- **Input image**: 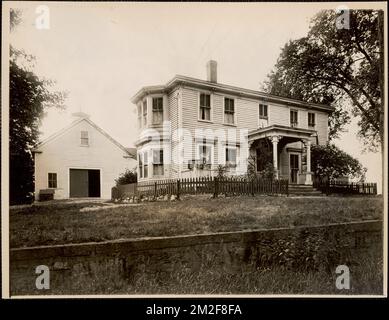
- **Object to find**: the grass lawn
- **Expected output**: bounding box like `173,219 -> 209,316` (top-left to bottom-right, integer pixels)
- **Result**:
10,195 -> 383,248
45,245 -> 382,295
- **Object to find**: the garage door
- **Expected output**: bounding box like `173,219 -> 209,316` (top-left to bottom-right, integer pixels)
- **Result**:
69,169 -> 101,198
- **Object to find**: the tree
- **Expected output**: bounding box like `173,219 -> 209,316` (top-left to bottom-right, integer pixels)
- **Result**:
263,10 -> 384,150
311,144 -> 365,181
9,9 -> 66,204
10,8 -> 22,31
115,169 -> 137,186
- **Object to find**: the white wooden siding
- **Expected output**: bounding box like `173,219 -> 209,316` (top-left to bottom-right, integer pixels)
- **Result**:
34,120 -> 136,199
315,111 -> 329,145
168,88 -> 180,179
137,84 -> 330,181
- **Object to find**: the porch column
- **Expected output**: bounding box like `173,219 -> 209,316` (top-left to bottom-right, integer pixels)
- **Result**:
305,139 -> 312,185
271,136 -> 280,179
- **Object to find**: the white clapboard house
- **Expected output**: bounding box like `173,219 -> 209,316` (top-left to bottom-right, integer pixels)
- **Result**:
131,60 -> 334,185
33,113 -> 136,200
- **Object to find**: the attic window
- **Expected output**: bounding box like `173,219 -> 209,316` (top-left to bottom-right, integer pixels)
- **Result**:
81,131 -> 89,146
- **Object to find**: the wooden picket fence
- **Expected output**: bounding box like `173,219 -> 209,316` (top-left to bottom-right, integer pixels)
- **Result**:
112,176 -> 289,200
313,179 -> 377,195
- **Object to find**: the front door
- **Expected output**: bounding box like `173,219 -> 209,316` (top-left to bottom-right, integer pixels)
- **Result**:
290,154 -> 299,184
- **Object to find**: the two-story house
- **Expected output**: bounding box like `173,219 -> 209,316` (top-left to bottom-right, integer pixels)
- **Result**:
131,61 -> 333,185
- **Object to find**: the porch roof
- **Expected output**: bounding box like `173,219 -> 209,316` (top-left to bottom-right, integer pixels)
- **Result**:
248,125 -> 316,142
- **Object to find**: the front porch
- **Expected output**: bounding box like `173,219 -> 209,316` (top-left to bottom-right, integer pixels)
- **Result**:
248,125 -> 316,185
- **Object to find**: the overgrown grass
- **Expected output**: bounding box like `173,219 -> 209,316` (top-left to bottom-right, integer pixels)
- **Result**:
15,245 -> 382,295
10,195 -> 383,248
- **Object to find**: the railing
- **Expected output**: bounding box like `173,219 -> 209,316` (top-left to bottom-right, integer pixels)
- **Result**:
112,176 -> 289,200
313,178 -> 377,195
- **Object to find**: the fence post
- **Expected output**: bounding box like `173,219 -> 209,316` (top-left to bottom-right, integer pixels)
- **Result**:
154,182 -> 157,199
177,179 -> 180,200
213,177 -> 219,198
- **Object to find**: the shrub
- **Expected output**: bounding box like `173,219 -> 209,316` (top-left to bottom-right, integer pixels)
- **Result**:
115,169 -> 137,186
246,139 -> 276,181
311,144 -> 365,181
257,163 -> 276,180
216,165 -> 228,179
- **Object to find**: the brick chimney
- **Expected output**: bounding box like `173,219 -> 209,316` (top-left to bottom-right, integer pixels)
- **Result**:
206,60 -> 217,83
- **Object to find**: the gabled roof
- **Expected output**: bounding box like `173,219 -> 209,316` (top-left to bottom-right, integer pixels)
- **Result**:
34,117 -> 136,158
131,75 -> 334,113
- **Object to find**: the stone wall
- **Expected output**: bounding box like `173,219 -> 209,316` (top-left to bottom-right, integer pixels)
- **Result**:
10,220 -> 382,295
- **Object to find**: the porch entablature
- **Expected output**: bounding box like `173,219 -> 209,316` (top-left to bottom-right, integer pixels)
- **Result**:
248,125 -> 316,144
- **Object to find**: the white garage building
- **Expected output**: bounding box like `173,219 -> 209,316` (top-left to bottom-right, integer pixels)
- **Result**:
34,114 -> 136,200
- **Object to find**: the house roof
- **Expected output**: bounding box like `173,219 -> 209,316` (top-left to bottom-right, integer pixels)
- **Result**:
125,147 -> 137,158
33,116 -> 136,158
131,75 -> 334,113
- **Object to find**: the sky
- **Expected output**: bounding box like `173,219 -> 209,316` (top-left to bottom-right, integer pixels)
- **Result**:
8,2 -> 384,191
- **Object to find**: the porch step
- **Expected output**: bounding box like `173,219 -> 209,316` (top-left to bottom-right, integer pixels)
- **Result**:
289,192 -> 323,196
288,185 -> 323,196
289,185 -> 316,189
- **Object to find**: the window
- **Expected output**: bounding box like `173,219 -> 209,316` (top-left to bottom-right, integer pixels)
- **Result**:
152,97 -> 163,125
48,173 -> 57,188
142,99 -> 148,127
137,104 -> 142,129
308,112 -> 315,127
225,147 -> 237,167
81,131 -> 89,146
259,104 -> 268,119
224,98 -> 235,125
143,152 -> 148,178
138,154 -> 143,178
153,149 -> 164,176
199,93 -> 211,121
138,152 -> 148,178
290,110 -> 298,127
198,144 -> 212,168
